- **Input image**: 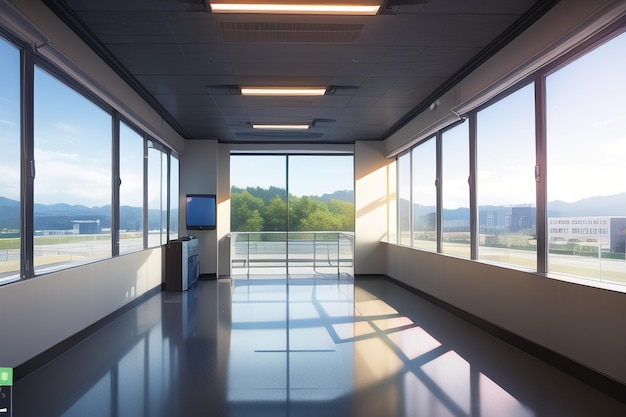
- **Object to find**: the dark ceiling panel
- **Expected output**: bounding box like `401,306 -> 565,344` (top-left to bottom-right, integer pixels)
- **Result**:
46,0 -> 558,144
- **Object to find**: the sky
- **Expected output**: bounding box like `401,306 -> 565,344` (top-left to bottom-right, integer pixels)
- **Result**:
0,32 -> 624,209
230,155 -> 354,197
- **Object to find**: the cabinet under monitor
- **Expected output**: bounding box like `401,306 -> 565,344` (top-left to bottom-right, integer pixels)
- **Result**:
165,236 -> 199,291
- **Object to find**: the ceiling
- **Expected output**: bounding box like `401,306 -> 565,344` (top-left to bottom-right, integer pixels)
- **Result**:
44,0 -> 556,144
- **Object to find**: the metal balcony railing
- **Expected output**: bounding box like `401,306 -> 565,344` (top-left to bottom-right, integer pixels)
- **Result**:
230,231 -> 354,276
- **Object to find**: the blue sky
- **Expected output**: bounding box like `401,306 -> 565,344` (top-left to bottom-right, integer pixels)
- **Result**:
230,155 -> 354,197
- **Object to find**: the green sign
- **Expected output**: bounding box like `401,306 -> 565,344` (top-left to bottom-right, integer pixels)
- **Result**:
0,367 -> 13,386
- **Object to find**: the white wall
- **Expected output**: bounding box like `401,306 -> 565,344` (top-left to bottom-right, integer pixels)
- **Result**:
180,140 -> 219,275
385,244 -> 626,384
354,141 -> 395,275
0,249 -> 163,367
217,144 -> 231,278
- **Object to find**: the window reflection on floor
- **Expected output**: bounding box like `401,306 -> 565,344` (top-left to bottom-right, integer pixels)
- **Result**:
226,278 -> 535,417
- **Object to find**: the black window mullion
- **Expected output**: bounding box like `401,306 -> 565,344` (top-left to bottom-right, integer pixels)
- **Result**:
468,113 -> 478,260
535,76 -> 548,274
166,151 -> 171,242
435,132 -> 443,253
20,46 -> 34,279
112,113 -> 121,256
143,137 -> 149,250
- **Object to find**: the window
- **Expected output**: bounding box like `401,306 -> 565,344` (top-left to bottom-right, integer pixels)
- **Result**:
147,140 -> 167,248
441,123 -> 470,258
476,83 -> 536,270
0,31 -> 179,284
397,152 -> 411,246
546,32 -> 626,285
33,66 -> 112,274
412,137 -> 437,252
119,121 -> 144,254
230,154 -> 354,276
0,37 -> 20,283
169,155 -> 179,241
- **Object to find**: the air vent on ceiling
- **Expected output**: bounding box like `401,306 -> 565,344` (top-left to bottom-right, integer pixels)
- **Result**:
219,22 -> 364,43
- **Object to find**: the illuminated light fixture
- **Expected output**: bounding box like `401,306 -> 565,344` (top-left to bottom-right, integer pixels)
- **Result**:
241,87 -> 327,96
209,2 -> 381,15
252,123 -> 310,130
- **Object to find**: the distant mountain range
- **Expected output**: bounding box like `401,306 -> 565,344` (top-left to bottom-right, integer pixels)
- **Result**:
0,196 -> 175,232
1,191 -> 623,233
401,192 -> 626,220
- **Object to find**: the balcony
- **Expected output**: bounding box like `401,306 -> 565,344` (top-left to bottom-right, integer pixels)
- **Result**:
230,231 -> 354,277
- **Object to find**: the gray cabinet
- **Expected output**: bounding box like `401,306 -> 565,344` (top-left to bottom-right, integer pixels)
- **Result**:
165,236 -> 199,291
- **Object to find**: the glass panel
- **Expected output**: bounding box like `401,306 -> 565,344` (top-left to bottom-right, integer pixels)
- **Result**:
0,38 -> 20,283
477,84 -> 536,270
546,32 -> 626,286
397,153 -> 411,246
147,142 -> 164,248
230,155 -> 287,276
387,159 -> 397,244
33,67 -> 112,274
119,122 -> 144,254
169,156 -> 179,240
161,152 -> 168,240
442,122 -> 470,258
288,155 -> 354,276
412,138 -> 437,252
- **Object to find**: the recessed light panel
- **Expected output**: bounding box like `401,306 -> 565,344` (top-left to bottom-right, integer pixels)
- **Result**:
241,87 -> 327,96
209,1 -> 381,15
252,124 -> 310,130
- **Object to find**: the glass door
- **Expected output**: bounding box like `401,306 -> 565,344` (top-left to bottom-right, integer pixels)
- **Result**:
288,155 -> 354,277
230,155 -> 287,276
230,154 -> 354,277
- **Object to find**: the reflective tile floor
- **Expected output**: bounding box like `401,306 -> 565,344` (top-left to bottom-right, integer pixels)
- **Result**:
12,276 -> 626,417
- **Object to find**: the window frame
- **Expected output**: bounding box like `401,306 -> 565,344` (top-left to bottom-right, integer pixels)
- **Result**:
395,19 -> 626,290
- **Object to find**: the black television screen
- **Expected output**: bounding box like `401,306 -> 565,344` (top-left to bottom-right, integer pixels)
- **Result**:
186,194 -> 216,230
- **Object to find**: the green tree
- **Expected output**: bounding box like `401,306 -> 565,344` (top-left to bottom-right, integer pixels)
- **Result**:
289,196 -> 325,231
327,199 -> 354,231
231,190 -> 265,231
231,187 -> 355,233
300,208 -> 343,231
264,196 -> 287,231
239,209 -> 264,232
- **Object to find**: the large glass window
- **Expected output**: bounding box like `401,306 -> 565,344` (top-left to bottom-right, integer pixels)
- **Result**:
169,155 -> 179,241
33,66 -> 112,274
441,122 -> 470,258
230,154 -> 354,276
231,155 -> 288,276
397,152 -> 411,246
546,32 -> 626,285
119,121 -> 144,254
0,35 -> 178,284
0,37 -> 20,283
147,140 -> 167,248
412,137 -> 437,252
476,83 -> 536,270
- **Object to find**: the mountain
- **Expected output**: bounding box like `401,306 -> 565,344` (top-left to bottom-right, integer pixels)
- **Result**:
316,190 -> 354,203
547,193 -> 626,217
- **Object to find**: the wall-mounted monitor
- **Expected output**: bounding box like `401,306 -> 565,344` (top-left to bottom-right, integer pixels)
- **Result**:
186,194 -> 216,230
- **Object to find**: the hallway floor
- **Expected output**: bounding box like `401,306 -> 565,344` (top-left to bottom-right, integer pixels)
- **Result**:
12,276 -> 626,416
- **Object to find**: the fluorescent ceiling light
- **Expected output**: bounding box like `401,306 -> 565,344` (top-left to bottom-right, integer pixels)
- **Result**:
210,3 -> 381,15
241,87 -> 327,96
252,124 -> 310,130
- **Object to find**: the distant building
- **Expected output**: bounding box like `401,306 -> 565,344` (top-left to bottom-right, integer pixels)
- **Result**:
548,216 -> 626,254
511,206 -> 536,232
